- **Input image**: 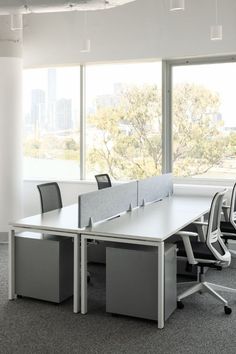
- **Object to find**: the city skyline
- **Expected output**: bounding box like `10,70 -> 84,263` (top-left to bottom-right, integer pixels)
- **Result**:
23,64 -> 236,180
24,63 -> 236,132
25,68 -> 76,134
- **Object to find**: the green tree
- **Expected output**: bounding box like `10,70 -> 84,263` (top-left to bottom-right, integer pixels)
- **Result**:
88,85 -> 162,180
64,138 -> 78,151
88,83 -> 228,180
24,135 -> 80,161
173,84 -> 227,177
227,132 -> 236,156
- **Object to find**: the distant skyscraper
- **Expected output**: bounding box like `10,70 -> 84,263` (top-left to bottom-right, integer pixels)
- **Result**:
95,94 -> 117,109
31,89 -> 46,132
47,68 -> 57,130
95,82 -> 123,109
48,68 -> 57,101
55,98 -> 73,130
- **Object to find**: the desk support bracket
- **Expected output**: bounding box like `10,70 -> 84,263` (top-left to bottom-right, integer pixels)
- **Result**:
8,228 -> 15,300
73,233 -> 80,314
81,235 -> 87,314
158,241 -> 165,329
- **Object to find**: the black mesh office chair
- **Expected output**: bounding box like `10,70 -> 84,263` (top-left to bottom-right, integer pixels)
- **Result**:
37,182 -> 91,282
37,182 -> 62,213
220,183 -> 236,253
176,189 -> 236,314
95,174 -> 112,190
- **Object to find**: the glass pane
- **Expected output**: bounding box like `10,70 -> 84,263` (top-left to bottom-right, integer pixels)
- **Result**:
86,62 -> 162,181
172,62 -> 236,179
23,67 -> 80,180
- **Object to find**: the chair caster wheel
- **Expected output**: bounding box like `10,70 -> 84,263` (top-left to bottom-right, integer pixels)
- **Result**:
177,301 -> 184,309
17,295 -> 23,298
224,306 -> 232,315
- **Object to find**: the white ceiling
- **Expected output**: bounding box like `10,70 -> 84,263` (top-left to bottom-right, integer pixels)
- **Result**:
0,0 -> 137,14
21,0 -> 236,67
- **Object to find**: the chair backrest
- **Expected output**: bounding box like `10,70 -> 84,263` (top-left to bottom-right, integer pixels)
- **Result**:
37,182 -> 62,213
229,182 -> 236,228
206,189 -> 230,265
95,174 -> 112,190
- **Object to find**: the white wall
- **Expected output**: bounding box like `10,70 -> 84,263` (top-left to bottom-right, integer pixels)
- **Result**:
23,0 -> 236,67
0,18 -> 23,235
0,57 -> 23,232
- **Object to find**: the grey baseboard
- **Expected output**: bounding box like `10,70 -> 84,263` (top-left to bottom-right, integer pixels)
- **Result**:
0,232 -> 8,243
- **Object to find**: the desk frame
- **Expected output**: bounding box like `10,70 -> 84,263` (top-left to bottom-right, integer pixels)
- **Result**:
8,195 -> 213,329
9,227 -> 80,314
81,234 -> 165,329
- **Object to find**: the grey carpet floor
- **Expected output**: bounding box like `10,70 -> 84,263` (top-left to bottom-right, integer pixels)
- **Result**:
1,244 -> 236,354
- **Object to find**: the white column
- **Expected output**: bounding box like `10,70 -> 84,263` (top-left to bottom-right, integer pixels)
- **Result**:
0,18 -> 23,236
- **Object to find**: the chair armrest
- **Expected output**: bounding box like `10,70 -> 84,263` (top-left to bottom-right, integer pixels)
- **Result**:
191,221 -> 207,242
192,221 -> 208,226
222,205 -> 230,222
176,231 -> 198,265
177,231 -> 199,238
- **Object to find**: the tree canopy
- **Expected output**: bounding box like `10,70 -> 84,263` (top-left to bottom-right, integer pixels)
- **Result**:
24,83 -> 235,180
87,83 -> 227,179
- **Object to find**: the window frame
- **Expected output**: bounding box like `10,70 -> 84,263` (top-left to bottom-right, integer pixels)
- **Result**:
84,60 -> 163,181
23,56 -> 236,185
164,55 -> 236,184
23,59 -> 162,182
23,65 -> 82,181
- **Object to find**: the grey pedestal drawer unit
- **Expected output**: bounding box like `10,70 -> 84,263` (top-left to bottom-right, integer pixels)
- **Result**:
106,243 -> 176,321
15,233 -> 73,303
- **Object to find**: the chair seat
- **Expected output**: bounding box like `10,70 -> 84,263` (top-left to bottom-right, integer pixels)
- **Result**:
177,241 -> 217,260
220,221 -> 236,239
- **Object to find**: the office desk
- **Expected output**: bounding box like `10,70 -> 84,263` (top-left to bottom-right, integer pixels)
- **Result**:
80,195 -> 213,329
9,195 -> 212,327
9,204 -> 81,313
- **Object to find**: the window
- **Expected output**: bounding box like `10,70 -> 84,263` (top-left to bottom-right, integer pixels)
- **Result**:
172,61 -> 236,179
85,62 -> 162,180
23,58 -> 236,183
23,67 -> 80,180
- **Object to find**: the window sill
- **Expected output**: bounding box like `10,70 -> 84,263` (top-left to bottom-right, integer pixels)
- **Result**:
173,177 -> 235,187
23,176 -> 235,188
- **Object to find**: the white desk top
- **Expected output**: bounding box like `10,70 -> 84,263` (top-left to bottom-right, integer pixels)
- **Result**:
84,195 -> 212,242
10,204 -> 79,234
10,195 -> 212,242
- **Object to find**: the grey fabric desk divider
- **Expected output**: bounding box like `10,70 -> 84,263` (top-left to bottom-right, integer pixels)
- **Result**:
138,173 -> 173,206
78,181 -> 138,228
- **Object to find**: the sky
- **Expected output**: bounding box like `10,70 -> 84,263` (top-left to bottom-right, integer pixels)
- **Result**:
173,63 -> 236,127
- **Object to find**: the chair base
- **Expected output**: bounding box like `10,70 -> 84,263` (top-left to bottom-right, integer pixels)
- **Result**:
177,281 -> 236,308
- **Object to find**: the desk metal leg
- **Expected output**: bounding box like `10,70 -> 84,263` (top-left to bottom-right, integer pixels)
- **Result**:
81,235 -> 87,314
158,242 -> 165,329
73,234 -> 80,313
8,228 -> 15,300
